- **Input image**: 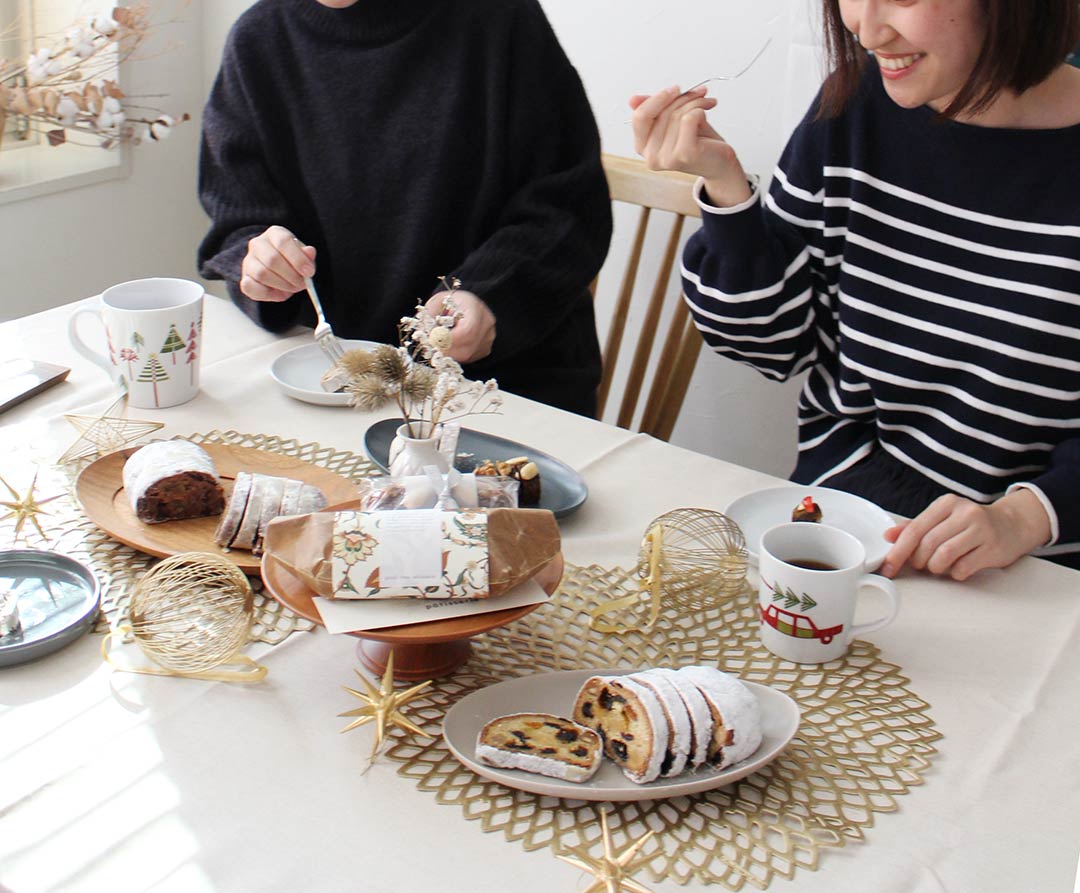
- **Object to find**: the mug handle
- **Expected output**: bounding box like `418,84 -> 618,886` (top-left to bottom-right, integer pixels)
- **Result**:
68,306 -> 114,378
850,574 -> 901,636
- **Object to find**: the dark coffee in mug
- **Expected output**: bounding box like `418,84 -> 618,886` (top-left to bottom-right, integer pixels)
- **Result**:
785,558 -> 838,571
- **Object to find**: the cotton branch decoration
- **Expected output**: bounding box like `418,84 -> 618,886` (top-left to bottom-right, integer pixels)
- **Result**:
0,2 -> 189,150
331,276 -> 502,438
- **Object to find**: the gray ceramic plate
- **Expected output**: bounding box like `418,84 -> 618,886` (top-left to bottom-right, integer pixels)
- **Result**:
0,550 -> 100,667
442,668 -> 800,801
363,418 -> 588,519
270,339 -> 381,406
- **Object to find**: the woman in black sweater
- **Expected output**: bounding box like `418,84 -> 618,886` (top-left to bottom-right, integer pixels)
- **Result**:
198,0 -> 612,416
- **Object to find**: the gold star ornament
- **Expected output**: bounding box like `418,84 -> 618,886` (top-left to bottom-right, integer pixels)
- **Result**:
58,394 -> 164,465
557,808 -> 657,893
0,469 -> 63,542
338,651 -> 434,760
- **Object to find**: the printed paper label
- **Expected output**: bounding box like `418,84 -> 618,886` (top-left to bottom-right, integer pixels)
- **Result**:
332,510 -> 490,599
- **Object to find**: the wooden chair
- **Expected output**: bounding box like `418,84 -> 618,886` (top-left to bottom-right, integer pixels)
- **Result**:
594,153 -> 704,441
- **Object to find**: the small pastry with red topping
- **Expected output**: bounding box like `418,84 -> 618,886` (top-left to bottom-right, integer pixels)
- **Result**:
791,495 -> 823,523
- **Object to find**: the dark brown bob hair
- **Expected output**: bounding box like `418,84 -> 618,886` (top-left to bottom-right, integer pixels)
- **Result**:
820,0 -> 1080,118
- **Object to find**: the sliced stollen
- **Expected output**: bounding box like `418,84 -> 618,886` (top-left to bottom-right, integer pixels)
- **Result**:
629,669 -> 693,778
215,472 -> 328,555
475,713 -> 602,783
572,675 -> 671,784
678,666 -> 763,770
650,667 -> 714,770
214,471 -> 254,547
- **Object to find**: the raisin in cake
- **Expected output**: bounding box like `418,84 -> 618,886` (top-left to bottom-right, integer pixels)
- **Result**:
475,713 -> 601,783
572,675 -> 670,783
214,471 -> 327,556
123,441 -> 225,524
678,666 -> 763,770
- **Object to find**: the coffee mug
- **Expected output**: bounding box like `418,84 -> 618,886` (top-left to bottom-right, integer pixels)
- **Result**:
69,278 -> 204,409
757,523 -> 900,663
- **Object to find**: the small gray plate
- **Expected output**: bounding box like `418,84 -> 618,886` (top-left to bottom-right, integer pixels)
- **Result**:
363,418 -> 588,519
0,550 -> 101,667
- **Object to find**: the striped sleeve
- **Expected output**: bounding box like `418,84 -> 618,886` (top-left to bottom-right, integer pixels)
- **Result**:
680,104 -> 832,382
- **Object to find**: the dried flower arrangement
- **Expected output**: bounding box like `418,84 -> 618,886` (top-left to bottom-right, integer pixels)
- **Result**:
331,277 -> 502,439
0,2 -> 189,150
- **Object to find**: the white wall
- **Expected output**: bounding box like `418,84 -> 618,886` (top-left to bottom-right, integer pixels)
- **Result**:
5,0 -> 829,479
544,0 -> 823,476
0,1 -> 206,319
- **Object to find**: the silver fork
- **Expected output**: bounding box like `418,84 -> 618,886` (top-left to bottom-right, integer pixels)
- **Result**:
303,275 -> 345,364
679,37 -> 773,97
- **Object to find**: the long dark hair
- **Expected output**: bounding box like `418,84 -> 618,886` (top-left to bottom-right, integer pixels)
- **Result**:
819,0 -> 1080,118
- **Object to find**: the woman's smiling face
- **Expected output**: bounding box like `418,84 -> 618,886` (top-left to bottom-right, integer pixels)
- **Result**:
838,0 -> 988,113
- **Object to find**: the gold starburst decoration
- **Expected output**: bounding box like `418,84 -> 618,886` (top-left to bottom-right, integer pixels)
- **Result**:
0,469 -> 63,541
58,394 -> 165,465
338,651 -> 434,761
558,809 -> 657,893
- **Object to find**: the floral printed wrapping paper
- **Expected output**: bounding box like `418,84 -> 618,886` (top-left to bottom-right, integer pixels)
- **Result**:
332,510 -> 491,599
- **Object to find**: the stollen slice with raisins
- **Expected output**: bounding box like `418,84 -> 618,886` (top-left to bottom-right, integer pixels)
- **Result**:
677,666 -> 763,770
572,675 -> 670,784
475,713 -> 601,782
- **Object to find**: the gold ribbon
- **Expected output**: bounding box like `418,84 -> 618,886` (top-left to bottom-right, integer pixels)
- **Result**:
588,523 -> 664,634
101,624 -> 268,683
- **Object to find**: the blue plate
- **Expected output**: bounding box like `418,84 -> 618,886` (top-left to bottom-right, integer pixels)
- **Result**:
363,418 -> 588,519
0,550 -> 100,667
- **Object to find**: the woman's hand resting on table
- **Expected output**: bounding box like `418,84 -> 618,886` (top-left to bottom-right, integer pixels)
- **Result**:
240,225 -> 316,302
629,86 -> 753,208
880,489 -> 1052,581
423,289 -> 496,364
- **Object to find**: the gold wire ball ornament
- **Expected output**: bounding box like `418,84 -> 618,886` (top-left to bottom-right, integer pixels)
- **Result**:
102,552 -> 267,682
589,508 -> 749,634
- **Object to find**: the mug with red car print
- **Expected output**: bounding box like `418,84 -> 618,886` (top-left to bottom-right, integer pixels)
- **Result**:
757,523 -> 900,663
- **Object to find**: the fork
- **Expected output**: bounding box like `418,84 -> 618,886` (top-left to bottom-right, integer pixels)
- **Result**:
679,37 -> 773,97
303,275 -> 345,364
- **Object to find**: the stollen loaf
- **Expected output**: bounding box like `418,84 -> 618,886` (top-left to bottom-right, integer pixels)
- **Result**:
261,507 -> 563,600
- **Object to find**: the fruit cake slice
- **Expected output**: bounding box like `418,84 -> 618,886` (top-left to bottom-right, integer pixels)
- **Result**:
677,666 -> 763,770
629,669 -> 694,778
572,675 -> 670,784
475,713 -> 601,783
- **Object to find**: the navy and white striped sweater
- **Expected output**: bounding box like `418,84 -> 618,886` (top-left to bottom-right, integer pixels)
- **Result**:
681,67 -> 1080,562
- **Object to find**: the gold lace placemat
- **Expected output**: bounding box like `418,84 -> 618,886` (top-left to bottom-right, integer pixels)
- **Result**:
383,563 -> 940,890
1,429 -> 377,644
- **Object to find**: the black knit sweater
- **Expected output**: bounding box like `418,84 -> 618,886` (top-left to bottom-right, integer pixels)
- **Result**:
197,0 -> 612,415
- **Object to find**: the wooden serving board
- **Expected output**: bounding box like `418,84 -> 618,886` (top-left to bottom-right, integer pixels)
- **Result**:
75,442 -> 361,574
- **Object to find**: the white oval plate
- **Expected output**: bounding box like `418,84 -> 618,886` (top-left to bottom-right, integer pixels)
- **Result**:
443,668 -> 800,802
270,339 -> 382,406
724,485 -> 896,571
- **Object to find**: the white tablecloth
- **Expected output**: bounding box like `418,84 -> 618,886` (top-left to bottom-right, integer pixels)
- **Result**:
2,295 -> 1078,893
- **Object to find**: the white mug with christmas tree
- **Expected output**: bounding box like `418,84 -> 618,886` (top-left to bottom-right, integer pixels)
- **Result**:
757,522 -> 901,664
69,278 -> 205,409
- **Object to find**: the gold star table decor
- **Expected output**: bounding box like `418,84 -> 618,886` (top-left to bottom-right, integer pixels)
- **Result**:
0,469 -> 63,542
58,394 -> 165,465
338,651 -> 434,761
557,808 -> 657,893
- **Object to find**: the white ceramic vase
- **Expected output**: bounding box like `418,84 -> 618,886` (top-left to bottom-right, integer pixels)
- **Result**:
387,422 -> 450,477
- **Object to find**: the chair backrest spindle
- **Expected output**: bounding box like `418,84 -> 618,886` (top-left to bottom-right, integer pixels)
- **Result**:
595,153 -> 704,441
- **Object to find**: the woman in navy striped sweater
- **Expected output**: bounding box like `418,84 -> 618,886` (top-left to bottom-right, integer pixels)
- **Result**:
631,0 -> 1080,578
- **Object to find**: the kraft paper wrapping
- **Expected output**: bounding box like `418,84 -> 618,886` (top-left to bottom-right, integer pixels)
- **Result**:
262,508 -> 564,600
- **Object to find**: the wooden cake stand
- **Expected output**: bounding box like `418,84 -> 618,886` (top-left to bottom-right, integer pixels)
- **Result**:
260,553 -> 546,680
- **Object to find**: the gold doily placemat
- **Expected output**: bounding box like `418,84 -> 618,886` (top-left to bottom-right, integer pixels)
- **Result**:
1,429 -> 377,644
383,563 -> 940,890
